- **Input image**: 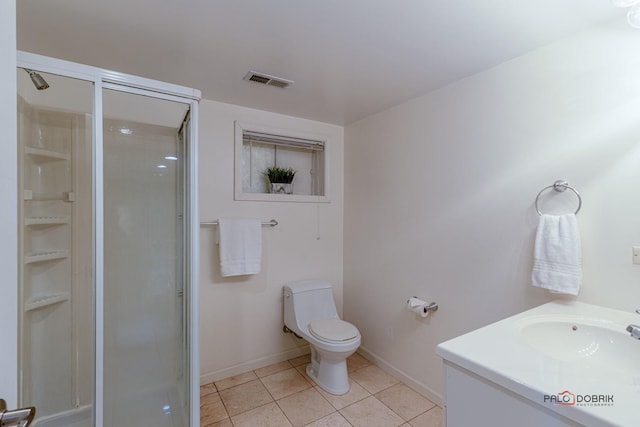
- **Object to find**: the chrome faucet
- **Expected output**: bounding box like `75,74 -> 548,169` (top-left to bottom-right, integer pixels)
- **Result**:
626,324 -> 640,339
627,309 -> 640,339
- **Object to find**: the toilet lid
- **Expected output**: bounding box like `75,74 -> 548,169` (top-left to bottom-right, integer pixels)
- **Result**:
309,318 -> 359,343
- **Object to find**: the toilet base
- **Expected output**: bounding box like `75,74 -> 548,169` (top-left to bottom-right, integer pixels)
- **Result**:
306,346 -> 351,395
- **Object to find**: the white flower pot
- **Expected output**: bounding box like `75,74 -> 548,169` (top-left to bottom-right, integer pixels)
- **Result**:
270,182 -> 293,194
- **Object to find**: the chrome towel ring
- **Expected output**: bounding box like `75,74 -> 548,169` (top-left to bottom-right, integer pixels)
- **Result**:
535,180 -> 582,216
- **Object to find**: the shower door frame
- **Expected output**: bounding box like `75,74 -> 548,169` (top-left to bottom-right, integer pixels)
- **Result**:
17,51 -> 201,427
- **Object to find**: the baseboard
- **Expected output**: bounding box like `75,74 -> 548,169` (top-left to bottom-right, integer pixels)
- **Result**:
357,345 -> 443,406
200,345 -> 310,385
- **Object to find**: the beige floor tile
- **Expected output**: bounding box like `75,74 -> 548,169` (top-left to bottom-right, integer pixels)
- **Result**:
409,406 -> 442,427
201,357 -> 442,426
350,365 -> 399,394
219,379 -> 273,417
255,360 -> 293,378
375,383 -> 436,421
340,396 -> 405,427
347,352 -> 371,372
277,387 -> 335,427
208,419 -> 233,427
200,382 -> 217,397
315,380 -> 370,410
289,354 -> 311,367
231,402 -> 293,427
261,367 -> 311,400
304,411 -> 351,427
215,371 -> 258,391
295,364 -> 315,385
200,392 -> 229,426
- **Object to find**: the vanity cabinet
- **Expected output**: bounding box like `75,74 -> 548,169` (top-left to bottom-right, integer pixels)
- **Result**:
443,362 -> 580,427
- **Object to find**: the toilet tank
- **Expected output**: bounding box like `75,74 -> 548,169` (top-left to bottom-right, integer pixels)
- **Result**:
283,280 -> 339,331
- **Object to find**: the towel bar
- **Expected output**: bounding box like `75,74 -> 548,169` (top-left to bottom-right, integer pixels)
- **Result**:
200,219 -> 278,227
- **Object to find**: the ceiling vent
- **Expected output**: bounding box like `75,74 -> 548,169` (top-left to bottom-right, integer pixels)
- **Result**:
243,71 -> 294,89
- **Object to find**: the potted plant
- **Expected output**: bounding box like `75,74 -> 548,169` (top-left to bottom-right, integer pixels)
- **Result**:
264,166 -> 297,194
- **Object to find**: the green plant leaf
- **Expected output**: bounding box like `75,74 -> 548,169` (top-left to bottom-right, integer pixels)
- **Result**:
263,166 -> 297,183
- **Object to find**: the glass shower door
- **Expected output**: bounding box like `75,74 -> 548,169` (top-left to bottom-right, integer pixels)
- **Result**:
102,88 -> 190,427
17,69 -> 94,427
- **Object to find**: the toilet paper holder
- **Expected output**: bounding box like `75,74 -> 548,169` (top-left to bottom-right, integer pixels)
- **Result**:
408,296 -> 438,314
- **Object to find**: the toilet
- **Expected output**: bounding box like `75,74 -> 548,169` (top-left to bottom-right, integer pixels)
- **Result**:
283,280 -> 361,395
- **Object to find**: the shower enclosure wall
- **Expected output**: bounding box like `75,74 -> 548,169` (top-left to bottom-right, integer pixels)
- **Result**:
16,52 -> 200,427
18,73 -> 93,426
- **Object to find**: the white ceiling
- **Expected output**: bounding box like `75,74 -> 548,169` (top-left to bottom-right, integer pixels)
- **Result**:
17,0 -> 621,125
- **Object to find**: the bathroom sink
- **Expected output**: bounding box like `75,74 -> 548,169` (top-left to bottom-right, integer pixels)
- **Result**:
438,301 -> 640,427
517,315 -> 640,375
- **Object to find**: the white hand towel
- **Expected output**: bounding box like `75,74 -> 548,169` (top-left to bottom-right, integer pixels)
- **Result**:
531,214 -> 582,296
218,218 -> 262,277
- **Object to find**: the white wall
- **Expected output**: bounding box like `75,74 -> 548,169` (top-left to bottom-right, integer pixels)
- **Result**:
344,20 -> 640,403
0,0 -> 18,405
198,100 -> 344,384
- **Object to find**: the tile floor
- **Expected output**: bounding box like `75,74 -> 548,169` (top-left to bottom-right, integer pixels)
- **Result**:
201,352 -> 442,427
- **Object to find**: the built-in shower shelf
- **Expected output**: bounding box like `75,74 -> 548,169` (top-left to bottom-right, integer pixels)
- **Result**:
25,250 -> 70,264
24,146 -> 70,161
23,190 -> 75,202
25,216 -> 70,226
24,293 -> 70,312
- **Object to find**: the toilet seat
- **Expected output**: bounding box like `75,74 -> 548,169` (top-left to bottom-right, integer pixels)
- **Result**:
309,318 -> 359,343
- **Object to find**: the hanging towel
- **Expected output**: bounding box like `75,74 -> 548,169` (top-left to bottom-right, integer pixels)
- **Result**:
218,218 -> 262,277
531,214 -> 582,296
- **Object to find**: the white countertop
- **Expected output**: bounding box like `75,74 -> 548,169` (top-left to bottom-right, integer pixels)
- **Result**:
436,300 -> 640,427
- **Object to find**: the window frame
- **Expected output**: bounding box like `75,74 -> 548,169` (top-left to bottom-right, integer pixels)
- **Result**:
234,121 -> 331,203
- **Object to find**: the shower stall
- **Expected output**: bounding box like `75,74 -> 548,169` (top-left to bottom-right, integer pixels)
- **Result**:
16,52 -> 200,427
